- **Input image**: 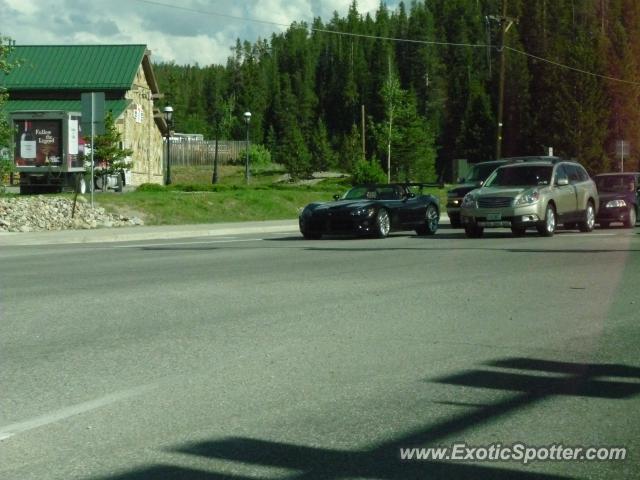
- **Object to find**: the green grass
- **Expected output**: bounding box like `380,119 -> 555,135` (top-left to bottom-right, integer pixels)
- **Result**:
95,189 -> 337,225
171,164 -> 288,186
2,166 -> 449,225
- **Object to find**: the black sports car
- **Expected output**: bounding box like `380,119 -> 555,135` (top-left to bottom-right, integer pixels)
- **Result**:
299,183 -> 440,239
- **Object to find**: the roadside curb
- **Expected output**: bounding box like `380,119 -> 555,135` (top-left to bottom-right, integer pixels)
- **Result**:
0,214 -> 451,246
0,220 -> 300,246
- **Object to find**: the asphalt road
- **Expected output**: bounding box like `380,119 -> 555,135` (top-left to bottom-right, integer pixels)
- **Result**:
1,225 -> 639,480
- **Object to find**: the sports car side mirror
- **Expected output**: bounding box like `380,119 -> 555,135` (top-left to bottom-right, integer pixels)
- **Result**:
333,194 -> 340,201
556,178 -> 569,186
457,177 -> 465,183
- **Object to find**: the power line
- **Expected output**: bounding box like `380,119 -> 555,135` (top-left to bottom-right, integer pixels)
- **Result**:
505,46 -> 640,86
310,27 -> 489,50
132,0 -> 640,87
134,0 -> 290,29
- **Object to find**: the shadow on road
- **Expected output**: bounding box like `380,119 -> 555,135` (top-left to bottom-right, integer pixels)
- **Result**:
88,358 -> 640,480
135,241 -> 640,253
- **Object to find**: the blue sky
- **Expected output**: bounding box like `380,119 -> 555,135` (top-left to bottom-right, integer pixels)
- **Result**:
0,0 -> 396,65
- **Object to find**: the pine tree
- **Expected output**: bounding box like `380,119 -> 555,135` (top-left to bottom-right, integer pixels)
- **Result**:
0,35 -> 18,151
456,80 -> 496,163
0,35 -> 18,184
309,118 -> 336,171
393,91 -> 437,182
339,124 -> 365,172
91,111 -> 133,187
600,0 -> 640,171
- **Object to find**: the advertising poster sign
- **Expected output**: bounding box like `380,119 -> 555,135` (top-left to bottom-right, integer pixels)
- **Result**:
15,120 -> 62,167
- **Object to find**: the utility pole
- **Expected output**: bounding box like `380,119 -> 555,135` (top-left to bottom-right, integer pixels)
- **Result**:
361,104 -> 366,161
490,0 -> 516,160
211,119 -> 219,184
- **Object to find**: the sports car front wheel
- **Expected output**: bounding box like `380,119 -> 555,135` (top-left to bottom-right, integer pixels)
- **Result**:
416,204 -> 438,235
375,209 -> 391,238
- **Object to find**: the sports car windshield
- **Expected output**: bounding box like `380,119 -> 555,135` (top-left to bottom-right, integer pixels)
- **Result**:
595,175 -> 637,193
342,186 -> 401,200
485,165 -> 553,187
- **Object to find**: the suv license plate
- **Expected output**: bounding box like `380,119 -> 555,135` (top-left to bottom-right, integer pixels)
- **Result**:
486,213 -> 502,221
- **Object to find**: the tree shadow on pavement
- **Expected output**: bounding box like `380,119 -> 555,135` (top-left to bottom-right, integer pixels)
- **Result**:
90,358 -> 640,480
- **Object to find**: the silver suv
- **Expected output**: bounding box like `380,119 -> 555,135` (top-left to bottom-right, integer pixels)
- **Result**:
460,160 -> 598,237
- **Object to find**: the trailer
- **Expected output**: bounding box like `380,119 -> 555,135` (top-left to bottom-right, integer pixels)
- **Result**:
10,110 -> 92,194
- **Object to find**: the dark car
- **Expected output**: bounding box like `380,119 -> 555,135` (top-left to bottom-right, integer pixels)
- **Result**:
299,184 -> 440,239
594,173 -> 639,228
447,160 -> 508,228
446,156 -> 560,228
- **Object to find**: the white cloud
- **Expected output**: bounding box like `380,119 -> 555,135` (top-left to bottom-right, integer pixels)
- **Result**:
1,0 -> 397,65
254,0 -> 312,25
3,0 -> 38,15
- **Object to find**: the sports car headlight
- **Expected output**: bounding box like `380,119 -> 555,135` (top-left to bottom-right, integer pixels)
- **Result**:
515,189 -> 540,206
351,207 -> 375,217
605,199 -> 627,208
461,193 -> 477,208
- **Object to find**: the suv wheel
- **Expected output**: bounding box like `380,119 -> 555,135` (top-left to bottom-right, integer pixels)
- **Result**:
624,206 -> 637,228
578,201 -> 596,232
537,204 -> 556,237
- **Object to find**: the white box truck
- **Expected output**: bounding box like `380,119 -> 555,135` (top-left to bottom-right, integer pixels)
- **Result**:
11,110 -> 90,194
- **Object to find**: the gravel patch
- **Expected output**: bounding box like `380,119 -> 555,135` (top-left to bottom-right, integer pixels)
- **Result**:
0,196 -> 144,233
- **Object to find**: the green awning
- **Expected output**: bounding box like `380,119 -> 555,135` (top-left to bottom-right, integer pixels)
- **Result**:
1,99 -> 131,120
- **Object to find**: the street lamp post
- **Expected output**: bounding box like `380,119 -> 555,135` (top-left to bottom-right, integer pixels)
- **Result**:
212,117 -> 220,184
163,105 -> 173,185
244,111 -> 251,183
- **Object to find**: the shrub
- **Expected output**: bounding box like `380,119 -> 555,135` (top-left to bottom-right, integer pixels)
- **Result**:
168,183 -> 236,193
249,144 -> 272,168
0,158 -> 15,192
351,158 -> 387,185
136,183 -> 166,192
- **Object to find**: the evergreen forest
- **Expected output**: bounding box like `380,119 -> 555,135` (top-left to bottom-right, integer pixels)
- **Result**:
153,0 -> 640,180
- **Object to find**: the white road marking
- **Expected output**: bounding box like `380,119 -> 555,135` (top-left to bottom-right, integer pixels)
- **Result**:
0,384 -> 156,442
568,233 -> 617,237
112,237 -> 264,248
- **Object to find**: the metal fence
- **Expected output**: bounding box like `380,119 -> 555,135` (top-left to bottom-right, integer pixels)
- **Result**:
165,140 -> 248,167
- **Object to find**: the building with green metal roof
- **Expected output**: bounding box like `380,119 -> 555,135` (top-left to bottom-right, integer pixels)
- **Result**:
2,44 -> 167,186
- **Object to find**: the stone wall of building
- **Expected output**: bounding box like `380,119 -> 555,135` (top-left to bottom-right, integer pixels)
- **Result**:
119,64 -> 164,186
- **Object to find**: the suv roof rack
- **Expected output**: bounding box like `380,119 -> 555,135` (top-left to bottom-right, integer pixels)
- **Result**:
502,156 -> 563,164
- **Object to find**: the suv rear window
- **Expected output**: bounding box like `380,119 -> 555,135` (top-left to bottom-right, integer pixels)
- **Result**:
564,164 -> 590,183
465,163 -> 504,183
485,165 -> 553,187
